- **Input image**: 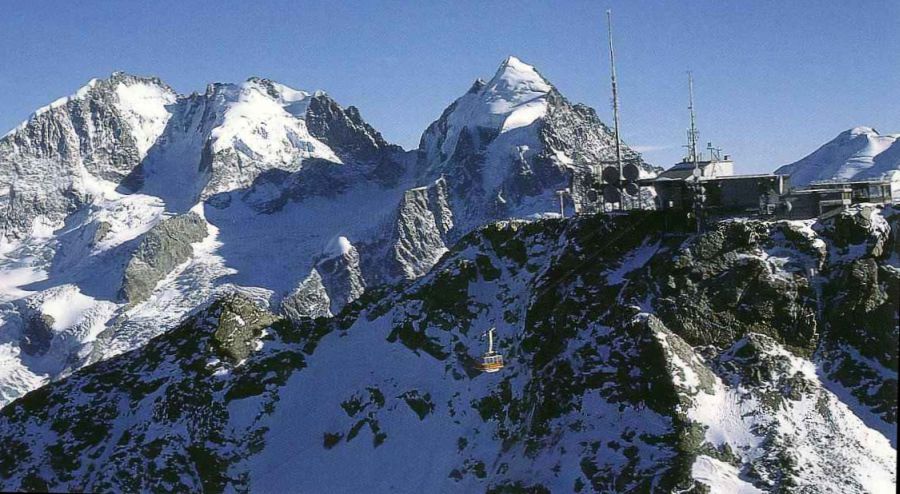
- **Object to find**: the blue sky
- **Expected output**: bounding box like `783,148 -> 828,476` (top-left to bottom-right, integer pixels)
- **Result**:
1,0 -> 897,173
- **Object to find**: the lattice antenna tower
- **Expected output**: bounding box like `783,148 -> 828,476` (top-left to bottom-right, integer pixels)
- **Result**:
607,10 -> 623,185
687,71 -> 700,169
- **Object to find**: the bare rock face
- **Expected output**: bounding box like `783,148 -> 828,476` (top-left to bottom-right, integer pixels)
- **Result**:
20,312 -> 55,357
0,73 -> 177,238
316,238 -> 366,315
387,177 -> 455,280
637,220 -> 820,354
304,94 -> 393,164
281,270 -> 332,321
119,212 -> 208,305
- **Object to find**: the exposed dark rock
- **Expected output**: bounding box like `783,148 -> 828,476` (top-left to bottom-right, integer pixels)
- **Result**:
209,295 -> 278,363
90,221 -> 112,246
119,212 -> 208,305
830,205 -> 890,257
281,270 -> 332,321
316,241 -> 366,315
645,221 -> 819,354
21,312 -> 55,357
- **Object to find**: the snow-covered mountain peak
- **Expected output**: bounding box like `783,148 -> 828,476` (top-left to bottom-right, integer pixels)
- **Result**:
106,73 -> 178,158
244,77 -> 313,114
416,56 -> 653,227
203,78 -> 337,162
421,56 -> 555,162
489,55 -> 552,95
775,126 -> 900,186
2,71 -> 177,152
483,56 -> 552,130
848,126 -> 877,137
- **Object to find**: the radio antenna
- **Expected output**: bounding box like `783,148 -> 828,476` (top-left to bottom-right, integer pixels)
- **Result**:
607,10 -> 623,208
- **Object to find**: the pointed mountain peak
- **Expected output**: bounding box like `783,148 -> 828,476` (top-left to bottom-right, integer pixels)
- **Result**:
488,56 -> 552,93
499,55 -> 533,72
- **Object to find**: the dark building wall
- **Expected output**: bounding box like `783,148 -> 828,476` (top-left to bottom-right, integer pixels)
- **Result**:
707,176 -> 787,211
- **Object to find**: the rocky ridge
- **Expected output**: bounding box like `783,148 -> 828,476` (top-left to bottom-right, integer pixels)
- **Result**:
0,206 -> 895,492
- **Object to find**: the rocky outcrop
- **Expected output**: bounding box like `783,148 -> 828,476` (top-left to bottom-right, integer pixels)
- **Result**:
19,312 -> 55,357
819,206 -> 899,425
119,212 -> 208,305
305,94 -> 392,163
830,205 -> 891,256
209,294 -> 278,363
635,220 -> 820,354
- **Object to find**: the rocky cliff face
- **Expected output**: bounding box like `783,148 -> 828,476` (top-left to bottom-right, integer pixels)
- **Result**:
0,207 -> 894,492
0,73 -> 176,238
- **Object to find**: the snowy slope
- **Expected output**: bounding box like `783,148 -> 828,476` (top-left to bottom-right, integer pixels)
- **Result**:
0,209 -> 895,493
775,127 -> 900,186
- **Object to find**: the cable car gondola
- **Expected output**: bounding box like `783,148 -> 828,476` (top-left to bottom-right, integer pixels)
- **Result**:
476,327 -> 504,373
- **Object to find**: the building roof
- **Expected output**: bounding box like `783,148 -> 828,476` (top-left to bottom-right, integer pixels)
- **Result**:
699,173 -> 784,181
648,173 -> 785,183
666,159 -> 731,171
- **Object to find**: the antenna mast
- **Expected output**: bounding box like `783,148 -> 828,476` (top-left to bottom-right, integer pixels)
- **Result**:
688,71 -> 699,168
607,10 -> 623,199
687,72 -> 703,233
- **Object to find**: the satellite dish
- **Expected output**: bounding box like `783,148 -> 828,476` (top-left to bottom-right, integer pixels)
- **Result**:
623,163 -> 640,181
586,189 -> 599,202
602,184 -> 621,203
602,167 -> 621,185
624,182 -> 640,196
691,167 -> 702,179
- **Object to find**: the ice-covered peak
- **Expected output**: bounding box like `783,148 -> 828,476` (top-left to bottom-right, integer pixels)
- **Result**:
324,235 -> 354,258
244,77 -> 312,114
2,72 -> 177,151
203,77 -> 339,164
483,56 -> 553,117
106,71 -> 173,91
490,56 -> 551,90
